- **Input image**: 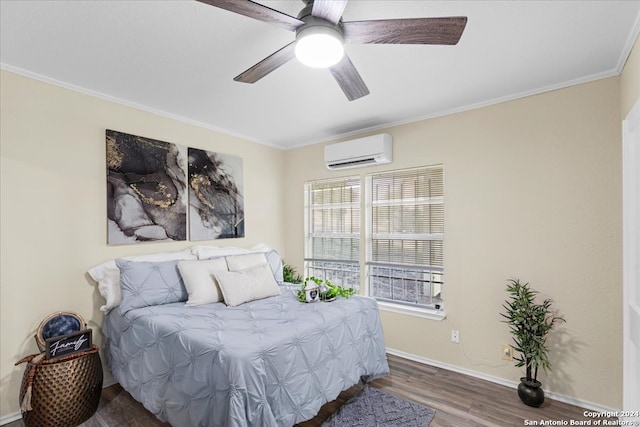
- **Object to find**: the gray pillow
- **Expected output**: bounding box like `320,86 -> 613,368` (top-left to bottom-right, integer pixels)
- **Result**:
116,259 -> 188,313
265,250 -> 284,283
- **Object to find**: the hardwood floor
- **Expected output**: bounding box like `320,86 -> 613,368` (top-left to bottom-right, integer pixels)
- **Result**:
6,354 -> 612,427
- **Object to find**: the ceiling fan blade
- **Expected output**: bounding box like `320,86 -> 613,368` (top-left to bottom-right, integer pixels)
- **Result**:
234,42 -> 296,83
197,0 -> 303,32
343,17 -> 467,45
311,0 -> 348,25
329,54 -> 370,101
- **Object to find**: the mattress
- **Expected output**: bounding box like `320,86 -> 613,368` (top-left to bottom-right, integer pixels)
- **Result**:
103,286 -> 389,427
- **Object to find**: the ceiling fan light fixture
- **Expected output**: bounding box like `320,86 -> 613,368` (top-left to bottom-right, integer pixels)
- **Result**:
295,24 -> 344,68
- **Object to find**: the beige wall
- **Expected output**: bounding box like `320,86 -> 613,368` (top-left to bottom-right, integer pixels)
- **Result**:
0,70 -> 285,418
2,29 -> 637,418
284,76 -> 623,408
621,34 -> 640,118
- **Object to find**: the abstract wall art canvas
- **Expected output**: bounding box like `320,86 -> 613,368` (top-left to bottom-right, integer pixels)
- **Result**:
188,147 -> 244,240
106,130 -> 187,244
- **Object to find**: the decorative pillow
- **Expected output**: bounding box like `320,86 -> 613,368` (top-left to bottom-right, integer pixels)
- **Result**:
116,259 -> 188,313
177,258 -> 228,306
88,249 -> 196,313
264,250 -> 284,283
225,252 -> 269,271
214,264 -> 281,307
226,251 -> 284,283
190,245 -> 252,259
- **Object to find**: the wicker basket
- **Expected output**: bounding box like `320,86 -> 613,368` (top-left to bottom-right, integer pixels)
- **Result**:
17,346 -> 103,427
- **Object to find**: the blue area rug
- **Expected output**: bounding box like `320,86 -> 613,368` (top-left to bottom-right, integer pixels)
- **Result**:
322,385 -> 436,427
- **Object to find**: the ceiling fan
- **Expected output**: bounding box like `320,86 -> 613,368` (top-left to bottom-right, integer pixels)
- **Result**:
197,0 -> 467,101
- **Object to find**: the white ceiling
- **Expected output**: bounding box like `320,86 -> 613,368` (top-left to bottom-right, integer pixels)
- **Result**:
2,1 -> 639,149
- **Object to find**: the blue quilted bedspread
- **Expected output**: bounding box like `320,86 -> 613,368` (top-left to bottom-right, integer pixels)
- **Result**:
103,287 -> 389,427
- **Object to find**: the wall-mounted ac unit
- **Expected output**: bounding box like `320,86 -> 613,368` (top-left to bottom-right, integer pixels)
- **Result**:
324,133 -> 392,170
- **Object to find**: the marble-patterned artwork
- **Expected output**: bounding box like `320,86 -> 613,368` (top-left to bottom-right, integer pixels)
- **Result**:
106,130 -> 187,244
188,147 -> 244,240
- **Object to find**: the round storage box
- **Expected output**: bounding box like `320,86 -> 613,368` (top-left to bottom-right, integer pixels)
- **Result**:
19,346 -> 103,427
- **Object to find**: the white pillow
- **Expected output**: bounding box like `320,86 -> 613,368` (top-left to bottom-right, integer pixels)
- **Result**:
88,249 -> 196,312
249,243 -> 271,252
177,259 -> 228,306
194,245 -> 284,282
190,245 -> 252,259
214,264 -> 281,307
249,246 -> 284,283
225,252 -> 269,271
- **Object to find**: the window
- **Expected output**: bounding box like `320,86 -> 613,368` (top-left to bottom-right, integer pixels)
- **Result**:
366,166 -> 444,311
304,177 -> 360,288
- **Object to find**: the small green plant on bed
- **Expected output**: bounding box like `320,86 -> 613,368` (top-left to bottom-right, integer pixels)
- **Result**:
296,277 -> 355,302
282,262 -> 303,284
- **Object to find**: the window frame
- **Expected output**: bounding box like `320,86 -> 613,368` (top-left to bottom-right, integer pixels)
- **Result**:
365,165 -> 446,321
303,176 -> 361,289
301,166 -> 446,321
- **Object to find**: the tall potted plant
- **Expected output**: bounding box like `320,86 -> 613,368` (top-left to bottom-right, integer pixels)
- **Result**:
501,279 -> 565,407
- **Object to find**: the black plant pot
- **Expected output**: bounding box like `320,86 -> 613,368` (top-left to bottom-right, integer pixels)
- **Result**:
518,378 -> 545,407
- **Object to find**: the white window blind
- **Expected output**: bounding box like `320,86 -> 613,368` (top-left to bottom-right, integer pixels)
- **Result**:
304,177 -> 360,288
367,166 -> 444,309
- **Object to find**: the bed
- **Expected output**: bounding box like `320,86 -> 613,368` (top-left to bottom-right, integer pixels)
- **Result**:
97,248 -> 389,427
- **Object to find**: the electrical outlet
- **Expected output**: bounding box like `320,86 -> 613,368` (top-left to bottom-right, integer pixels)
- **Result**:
451,330 -> 460,344
501,344 -> 513,360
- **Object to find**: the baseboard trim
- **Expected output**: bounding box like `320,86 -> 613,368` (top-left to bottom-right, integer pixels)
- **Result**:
0,378 -> 118,426
2,352 -> 619,426
386,347 -> 620,414
0,412 -> 22,426
102,377 -> 117,388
